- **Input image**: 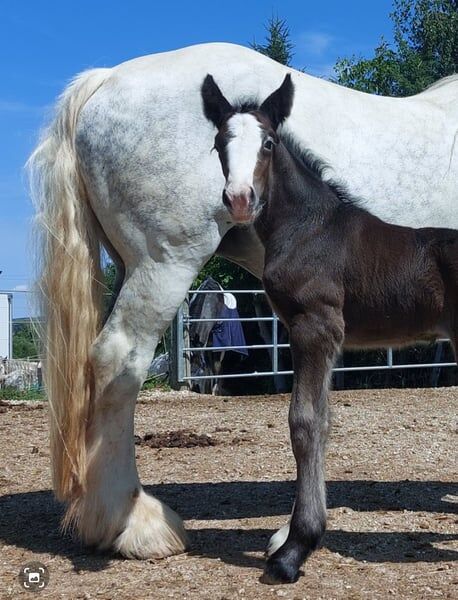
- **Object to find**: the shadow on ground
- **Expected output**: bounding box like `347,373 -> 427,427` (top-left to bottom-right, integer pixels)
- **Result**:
0,479 -> 456,572
146,479 -> 458,520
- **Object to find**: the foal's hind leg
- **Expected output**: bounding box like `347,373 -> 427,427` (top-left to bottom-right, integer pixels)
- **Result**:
450,329 -> 458,363
264,310 -> 344,583
67,260 -> 198,558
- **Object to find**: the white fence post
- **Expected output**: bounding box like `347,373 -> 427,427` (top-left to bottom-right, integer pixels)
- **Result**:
170,305 -> 188,390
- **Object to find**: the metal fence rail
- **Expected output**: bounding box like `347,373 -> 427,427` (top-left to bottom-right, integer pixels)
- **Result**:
171,288 -> 457,385
3,288 -> 456,389
0,358 -> 41,389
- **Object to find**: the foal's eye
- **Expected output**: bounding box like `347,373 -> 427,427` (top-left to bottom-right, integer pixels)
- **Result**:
263,139 -> 274,152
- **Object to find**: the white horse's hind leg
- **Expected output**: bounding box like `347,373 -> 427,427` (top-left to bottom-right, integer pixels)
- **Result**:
67,260 -> 197,558
114,489 -> 186,559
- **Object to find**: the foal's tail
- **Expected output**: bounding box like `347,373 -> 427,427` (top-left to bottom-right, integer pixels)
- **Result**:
27,68 -> 111,502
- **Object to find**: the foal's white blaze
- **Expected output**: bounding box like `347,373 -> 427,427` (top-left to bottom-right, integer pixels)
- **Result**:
224,113 -> 263,221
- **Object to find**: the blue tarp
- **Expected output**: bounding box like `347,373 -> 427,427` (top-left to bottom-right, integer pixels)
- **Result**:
211,305 -> 248,355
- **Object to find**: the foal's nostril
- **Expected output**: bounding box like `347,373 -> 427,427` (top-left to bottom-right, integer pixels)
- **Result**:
249,187 -> 256,205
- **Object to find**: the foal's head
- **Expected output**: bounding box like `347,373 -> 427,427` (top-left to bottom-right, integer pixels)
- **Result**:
201,73 -> 294,223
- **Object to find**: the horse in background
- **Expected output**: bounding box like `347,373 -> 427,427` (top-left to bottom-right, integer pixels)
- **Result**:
189,277 -> 226,394
189,277 -> 247,394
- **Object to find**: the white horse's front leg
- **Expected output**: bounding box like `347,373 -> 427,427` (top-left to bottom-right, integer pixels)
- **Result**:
66,261 -> 196,558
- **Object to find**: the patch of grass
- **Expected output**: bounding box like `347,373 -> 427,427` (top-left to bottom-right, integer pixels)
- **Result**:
141,378 -> 171,392
0,379 -> 169,402
0,386 -> 45,402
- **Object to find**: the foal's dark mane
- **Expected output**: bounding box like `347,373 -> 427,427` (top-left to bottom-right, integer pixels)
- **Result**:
279,131 -> 362,209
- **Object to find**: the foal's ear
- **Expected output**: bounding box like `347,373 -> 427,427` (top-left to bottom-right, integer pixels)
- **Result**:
201,74 -> 234,128
259,73 -> 294,130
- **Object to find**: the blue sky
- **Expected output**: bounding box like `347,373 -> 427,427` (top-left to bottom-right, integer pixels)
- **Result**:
1,0 -> 393,317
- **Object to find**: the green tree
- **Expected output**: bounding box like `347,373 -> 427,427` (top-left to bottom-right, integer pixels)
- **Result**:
103,262 -> 116,291
13,322 -> 39,359
251,16 -> 294,66
334,0 -> 458,96
103,261 -> 117,312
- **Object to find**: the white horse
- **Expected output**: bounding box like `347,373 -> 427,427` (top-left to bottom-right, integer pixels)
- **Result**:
28,43 -> 458,569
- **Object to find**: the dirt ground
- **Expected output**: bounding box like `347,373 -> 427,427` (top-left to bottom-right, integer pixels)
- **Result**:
0,387 -> 456,599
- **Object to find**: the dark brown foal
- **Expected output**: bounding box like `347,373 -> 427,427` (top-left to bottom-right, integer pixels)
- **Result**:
202,73 -> 458,583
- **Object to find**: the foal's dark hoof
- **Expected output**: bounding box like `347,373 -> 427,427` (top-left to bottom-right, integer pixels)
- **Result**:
261,556 -> 300,584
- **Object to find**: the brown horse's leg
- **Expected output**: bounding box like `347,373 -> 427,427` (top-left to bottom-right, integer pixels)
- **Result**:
264,310 -> 344,583
211,350 -> 225,395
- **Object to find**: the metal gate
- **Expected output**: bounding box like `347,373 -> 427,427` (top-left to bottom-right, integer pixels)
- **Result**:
170,288 -> 457,387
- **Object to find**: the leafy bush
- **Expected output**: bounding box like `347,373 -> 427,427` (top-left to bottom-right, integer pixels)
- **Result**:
0,386 -> 45,401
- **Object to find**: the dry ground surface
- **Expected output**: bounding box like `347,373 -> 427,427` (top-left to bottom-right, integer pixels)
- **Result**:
0,387 -> 456,600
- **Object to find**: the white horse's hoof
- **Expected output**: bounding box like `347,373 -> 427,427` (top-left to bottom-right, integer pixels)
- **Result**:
114,490 -> 188,559
266,522 -> 290,557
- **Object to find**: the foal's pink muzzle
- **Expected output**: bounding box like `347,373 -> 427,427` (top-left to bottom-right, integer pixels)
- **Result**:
222,186 -> 257,224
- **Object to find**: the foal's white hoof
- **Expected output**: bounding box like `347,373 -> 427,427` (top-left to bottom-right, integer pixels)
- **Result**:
266,522 -> 290,557
114,490 -> 188,559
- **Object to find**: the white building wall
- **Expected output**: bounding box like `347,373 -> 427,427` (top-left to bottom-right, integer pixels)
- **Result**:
0,294 -> 12,358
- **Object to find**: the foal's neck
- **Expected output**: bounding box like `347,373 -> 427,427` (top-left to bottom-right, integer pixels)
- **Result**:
255,143 -> 341,244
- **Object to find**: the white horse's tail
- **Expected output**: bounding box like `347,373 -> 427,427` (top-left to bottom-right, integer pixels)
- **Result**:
28,68 -> 111,501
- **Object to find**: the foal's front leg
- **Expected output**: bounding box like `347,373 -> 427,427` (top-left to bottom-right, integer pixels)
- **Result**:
264,310 -> 343,583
